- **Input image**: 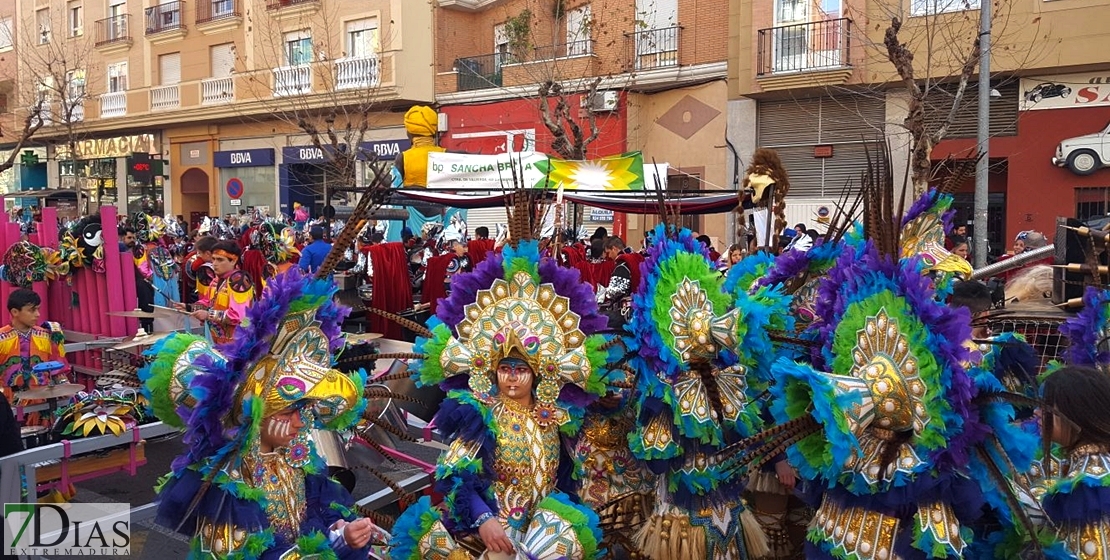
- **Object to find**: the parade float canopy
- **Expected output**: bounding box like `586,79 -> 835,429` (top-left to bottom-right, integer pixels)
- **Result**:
394,151 -> 741,215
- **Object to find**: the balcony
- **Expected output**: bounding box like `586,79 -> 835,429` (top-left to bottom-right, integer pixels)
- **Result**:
757,18 -> 852,76
145,2 -> 184,36
61,100 -> 85,123
455,54 -> 504,92
335,56 -> 380,90
201,77 -> 234,104
100,92 -> 126,118
265,0 -> 319,20
197,0 -> 241,33
272,65 -> 312,97
625,26 -> 680,71
95,15 -> 131,50
530,40 -> 594,61
151,85 -> 180,110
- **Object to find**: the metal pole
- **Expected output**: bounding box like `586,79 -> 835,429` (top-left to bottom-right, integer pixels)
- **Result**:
974,0 -> 992,268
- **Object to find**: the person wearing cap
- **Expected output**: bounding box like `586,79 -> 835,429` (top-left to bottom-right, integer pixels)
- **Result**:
393,105 -> 446,189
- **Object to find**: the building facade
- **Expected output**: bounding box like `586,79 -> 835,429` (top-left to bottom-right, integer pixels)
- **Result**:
435,0 -> 731,244
729,0 -> 1110,254
4,0 -> 434,226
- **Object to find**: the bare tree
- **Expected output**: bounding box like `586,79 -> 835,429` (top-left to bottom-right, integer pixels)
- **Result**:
456,0 -> 643,160
866,0 -> 1046,193
1,12 -> 94,177
235,1 -> 396,212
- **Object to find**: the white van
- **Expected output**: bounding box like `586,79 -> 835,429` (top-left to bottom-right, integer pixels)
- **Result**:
1053,120 -> 1110,175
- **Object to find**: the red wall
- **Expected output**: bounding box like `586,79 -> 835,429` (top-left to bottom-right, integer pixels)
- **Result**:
440,93 -> 628,158
933,106 -> 1110,242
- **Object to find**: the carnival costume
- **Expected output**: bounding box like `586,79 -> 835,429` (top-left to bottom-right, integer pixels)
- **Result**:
723,156 -> 1037,559
743,148 -> 791,251
132,212 -> 182,307
0,322 -> 68,396
141,268 -> 379,559
623,223 -> 779,560
195,259 -> 254,345
390,225 -> 609,559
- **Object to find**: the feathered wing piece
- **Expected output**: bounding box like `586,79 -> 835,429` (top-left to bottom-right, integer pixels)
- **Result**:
141,267 -> 361,479
901,188 -> 973,280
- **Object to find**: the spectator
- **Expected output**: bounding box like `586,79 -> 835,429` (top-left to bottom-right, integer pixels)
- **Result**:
298,226 -> 332,274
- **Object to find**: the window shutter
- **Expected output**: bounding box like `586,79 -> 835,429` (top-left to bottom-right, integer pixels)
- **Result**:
211,43 -> 234,77
160,53 -> 181,85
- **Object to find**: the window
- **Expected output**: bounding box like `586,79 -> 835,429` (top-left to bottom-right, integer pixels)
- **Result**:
107,61 -> 128,93
566,5 -> 591,56
37,8 -> 51,44
160,53 -> 181,85
212,0 -> 233,16
1077,187 -> 1110,222
68,2 -> 83,37
108,0 -> 126,19
0,18 -> 12,51
911,0 -> 980,16
210,43 -> 235,77
345,18 -> 379,59
283,31 -> 312,66
494,23 -> 511,65
65,69 -> 87,101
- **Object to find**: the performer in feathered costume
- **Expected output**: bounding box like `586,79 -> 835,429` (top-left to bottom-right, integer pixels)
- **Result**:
625,223 -> 774,560
721,147 -> 1039,560
141,268 -> 385,559
390,193 -> 608,560
742,148 -> 790,252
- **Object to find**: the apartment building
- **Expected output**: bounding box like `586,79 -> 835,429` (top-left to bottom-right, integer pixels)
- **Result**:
5,0 -> 434,224
435,0 -> 732,242
728,0 -> 1110,250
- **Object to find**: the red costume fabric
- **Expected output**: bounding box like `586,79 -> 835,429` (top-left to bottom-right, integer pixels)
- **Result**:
367,242 -> 413,340
240,249 -> 269,300
422,253 -> 455,316
574,259 -> 615,290
468,238 -> 496,267
616,252 -> 646,294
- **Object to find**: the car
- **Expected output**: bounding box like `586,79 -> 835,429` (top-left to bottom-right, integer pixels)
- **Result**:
1025,82 -> 1072,104
1053,120 -> 1110,176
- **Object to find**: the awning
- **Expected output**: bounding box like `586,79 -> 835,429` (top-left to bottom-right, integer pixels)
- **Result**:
391,190 -> 740,215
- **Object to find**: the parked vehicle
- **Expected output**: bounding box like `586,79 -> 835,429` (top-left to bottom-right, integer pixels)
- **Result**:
1053,120 -> 1110,175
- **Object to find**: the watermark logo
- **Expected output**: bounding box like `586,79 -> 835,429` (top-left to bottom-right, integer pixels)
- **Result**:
4,503 -> 130,556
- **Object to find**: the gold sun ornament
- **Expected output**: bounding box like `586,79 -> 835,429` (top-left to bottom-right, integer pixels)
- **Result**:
541,153 -> 645,191
57,396 -> 140,437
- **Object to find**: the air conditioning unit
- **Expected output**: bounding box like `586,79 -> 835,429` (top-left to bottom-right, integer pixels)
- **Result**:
586,90 -> 619,113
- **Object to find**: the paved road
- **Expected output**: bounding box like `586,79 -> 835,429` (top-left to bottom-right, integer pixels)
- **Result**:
36,432 -> 442,559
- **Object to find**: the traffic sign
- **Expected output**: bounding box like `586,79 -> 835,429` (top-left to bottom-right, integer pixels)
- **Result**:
225,177 -> 244,200
230,199 -> 242,206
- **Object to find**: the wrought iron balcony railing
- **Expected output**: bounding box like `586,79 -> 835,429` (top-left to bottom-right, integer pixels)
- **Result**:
145,1 -> 183,35
197,0 -> 240,24
757,18 -> 852,76
454,53 -> 505,92
95,15 -> 131,46
625,26 -> 680,71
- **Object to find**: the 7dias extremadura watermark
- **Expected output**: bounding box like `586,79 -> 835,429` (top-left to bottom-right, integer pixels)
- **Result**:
4,503 -> 131,556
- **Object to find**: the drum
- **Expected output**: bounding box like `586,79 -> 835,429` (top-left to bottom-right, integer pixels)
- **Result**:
20,425 -> 50,449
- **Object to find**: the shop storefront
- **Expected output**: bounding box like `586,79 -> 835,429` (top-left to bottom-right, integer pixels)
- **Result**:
278,138 -> 411,219
931,71 -> 1110,249
54,133 -> 160,215
214,148 -> 276,217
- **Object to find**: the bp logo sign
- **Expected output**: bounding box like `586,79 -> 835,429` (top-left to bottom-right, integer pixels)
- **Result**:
4,503 -> 130,556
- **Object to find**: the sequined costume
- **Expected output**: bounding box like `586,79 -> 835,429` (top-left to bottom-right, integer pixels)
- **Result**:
141,269 -> 380,559
0,323 -> 68,392
621,224 -> 793,560
391,239 -> 609,560
727,174 -> 1033,559
195,270 -> 253,344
